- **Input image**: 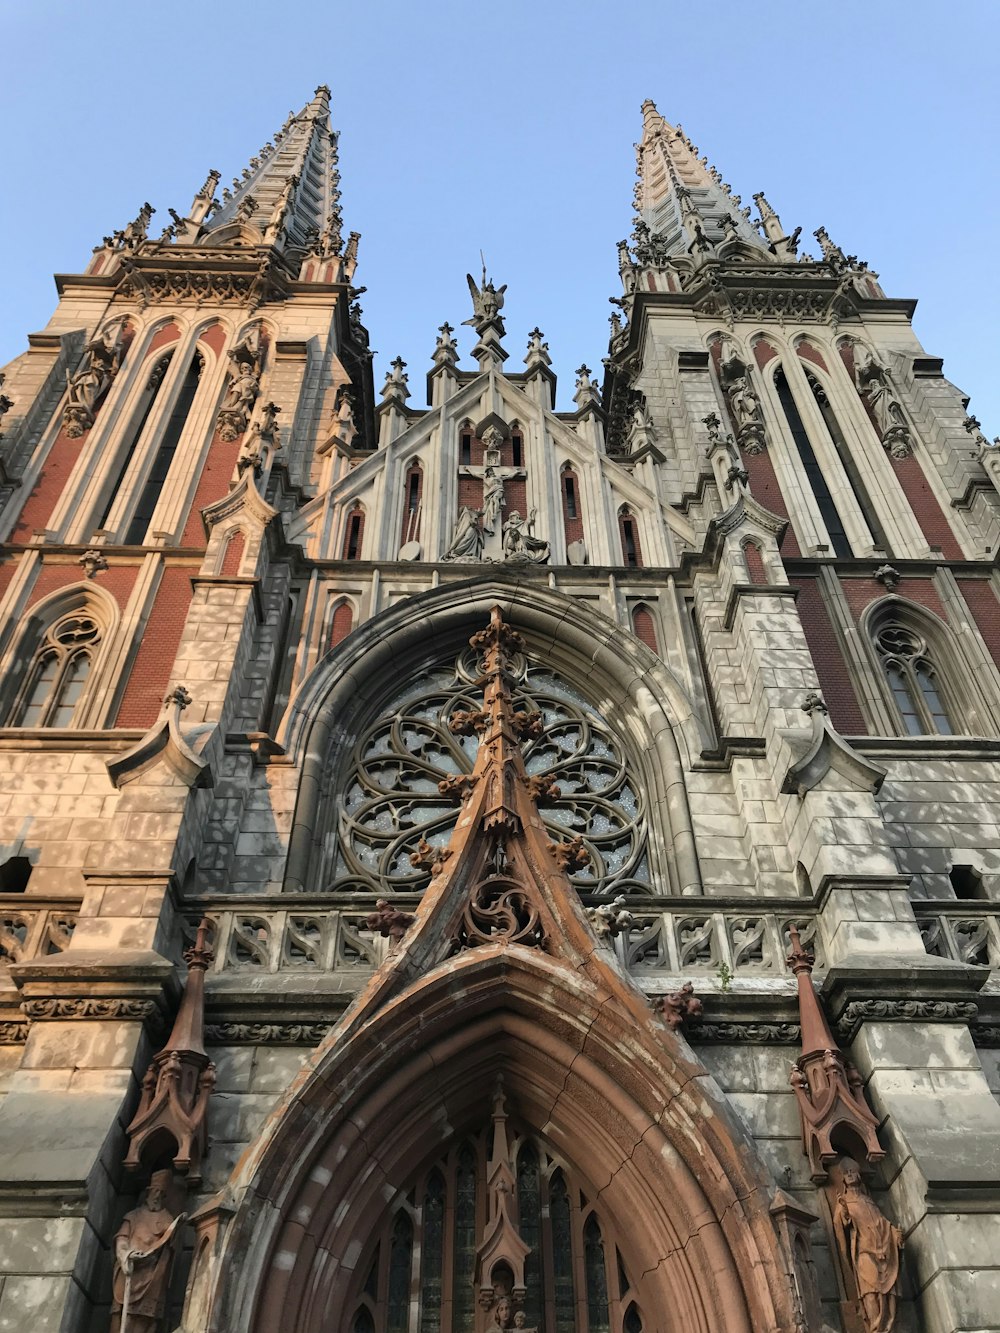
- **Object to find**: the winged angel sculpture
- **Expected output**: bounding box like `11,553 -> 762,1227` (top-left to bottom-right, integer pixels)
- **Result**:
464,266 -> 507,334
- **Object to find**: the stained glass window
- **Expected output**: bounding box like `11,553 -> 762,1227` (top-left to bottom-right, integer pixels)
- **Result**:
8,613 -> 101,728
348,1121 -> 638,1333
328,643 -> 650,896
875,623 -> 955,736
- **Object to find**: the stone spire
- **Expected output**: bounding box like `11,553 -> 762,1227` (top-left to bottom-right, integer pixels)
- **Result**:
201,84 -> 345,256
123,917 -> 216,1181
632,100 -> 766,260
786,926 -> 884,1182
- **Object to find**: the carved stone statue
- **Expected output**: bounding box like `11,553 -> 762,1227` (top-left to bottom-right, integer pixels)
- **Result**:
832,1165 -> 904,1333
110,1172 -> 186,1333
63,318 -> 127,438
502,510 -> 549,564
464,267 -> 507,334
481,466 -> 506,534
854,347 -> 913,459
217,331 -> 261,442
443,506 -> 485,561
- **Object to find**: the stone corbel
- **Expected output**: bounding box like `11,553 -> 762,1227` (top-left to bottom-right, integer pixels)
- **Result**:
106,686 -> 214,789
781,693 -> 886,797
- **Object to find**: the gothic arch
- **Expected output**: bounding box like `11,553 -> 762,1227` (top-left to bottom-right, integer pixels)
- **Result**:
278,579 -> 712,897
183,949 -> 801,1333
0,580 -> 120,729
860,594 -> 995,736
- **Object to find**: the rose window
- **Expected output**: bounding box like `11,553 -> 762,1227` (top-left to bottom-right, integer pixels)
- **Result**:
327,645 -> 650,896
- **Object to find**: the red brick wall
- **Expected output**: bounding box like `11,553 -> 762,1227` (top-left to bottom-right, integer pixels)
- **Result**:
180,428 -> 244,546
26,564 -> 137,611
743,540 -> 767,584
955,580 -> 1000,671
794,575 -> 866,733
632,604 -> 658,653
115,566 -> 194,727
458,475 -> 484,511
220,531 -> 245,576
329,601 -> 353,650
841,575 -> 946,624
796,342 -> 828,372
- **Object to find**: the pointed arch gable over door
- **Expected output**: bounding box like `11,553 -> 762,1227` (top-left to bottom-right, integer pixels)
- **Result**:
277,579 -> 712,898
183,949 -> 801,1333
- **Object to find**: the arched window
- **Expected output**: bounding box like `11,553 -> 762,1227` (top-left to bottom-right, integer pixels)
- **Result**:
803,368 -> 888,554
344,505 -> 365,560
6,610 -> 102,728
460,427 -> 474,467
618,507 -> 642,568
874,621 -> 954,735
401,460 -> 423,547
96,351 -> 174,533
124,351 -> 205,544
561,463 -> 584,550
774,367 -> 851,557
345,1115 -> 639,1333
328,600 -> 354,651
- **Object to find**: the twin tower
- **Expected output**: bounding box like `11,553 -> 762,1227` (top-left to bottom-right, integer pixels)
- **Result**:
0,86 -> 997,1333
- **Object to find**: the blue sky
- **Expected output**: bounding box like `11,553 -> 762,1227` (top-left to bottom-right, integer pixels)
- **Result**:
3,1 -> 998,431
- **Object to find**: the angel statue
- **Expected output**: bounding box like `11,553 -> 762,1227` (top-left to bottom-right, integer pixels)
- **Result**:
463,265 -> 507,334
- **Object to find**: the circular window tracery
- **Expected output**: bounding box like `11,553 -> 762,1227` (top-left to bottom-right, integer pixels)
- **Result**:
328,645 -> 651,897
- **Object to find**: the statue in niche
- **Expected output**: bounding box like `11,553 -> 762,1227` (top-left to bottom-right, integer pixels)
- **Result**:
832,1163 -> 904,1333
718,339 -> 767,455
443,506 -> 485,561
502,509 -> 549,564
854,347 -> 913,459
217,330 -> 262,442
110,1171 -> 187,1333
63,318 -> 127,438
481,465 -> 506,534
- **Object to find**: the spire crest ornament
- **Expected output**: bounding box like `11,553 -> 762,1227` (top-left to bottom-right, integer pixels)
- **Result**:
123,918 -> 216,1181
785,926 -> 884,1183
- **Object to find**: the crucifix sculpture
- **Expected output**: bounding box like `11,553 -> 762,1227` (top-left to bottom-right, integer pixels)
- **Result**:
457,424 -> 526,559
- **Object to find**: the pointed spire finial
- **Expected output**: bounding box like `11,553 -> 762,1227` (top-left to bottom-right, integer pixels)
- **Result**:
123,917 -> 216,1180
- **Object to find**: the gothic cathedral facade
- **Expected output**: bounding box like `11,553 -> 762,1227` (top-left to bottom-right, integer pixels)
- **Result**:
0,88 -> 998,1333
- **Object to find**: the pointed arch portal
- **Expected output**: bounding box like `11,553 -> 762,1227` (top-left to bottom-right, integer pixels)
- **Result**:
186,951 -> 800,1333
185,609 -> 802,1333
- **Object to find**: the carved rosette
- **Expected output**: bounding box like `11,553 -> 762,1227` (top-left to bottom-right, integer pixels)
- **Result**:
456,877 -> 547,953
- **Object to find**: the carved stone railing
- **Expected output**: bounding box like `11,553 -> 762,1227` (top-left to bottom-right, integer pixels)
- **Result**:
916,905 -> 1000,970
0,900 -> 78,969
623,909 -> 820,975
194,902 -> 819,979
196,906 -> 386,974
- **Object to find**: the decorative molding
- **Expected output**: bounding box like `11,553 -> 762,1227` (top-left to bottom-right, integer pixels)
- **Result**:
782,693 -> 887,797
106,685 -> 213,789
0,1021 -> 28,1044
23,997 -> 160,1022
836,999 -> 978,1042
690,1021 -> 800,1044
204,1021 -> 332,1045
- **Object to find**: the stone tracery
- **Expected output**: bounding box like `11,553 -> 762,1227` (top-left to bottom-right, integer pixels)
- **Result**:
328,644 -> 650,897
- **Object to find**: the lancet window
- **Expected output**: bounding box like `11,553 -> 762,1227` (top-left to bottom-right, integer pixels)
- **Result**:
97,351 -> 174,532
328,642 -> 650,896
5,611 -> 102,728
345,1117 -> 642,1333
774,368 -> 851,557
804,369 -> 888,554
874,621 -> 954,736
124,351 -> 205,544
